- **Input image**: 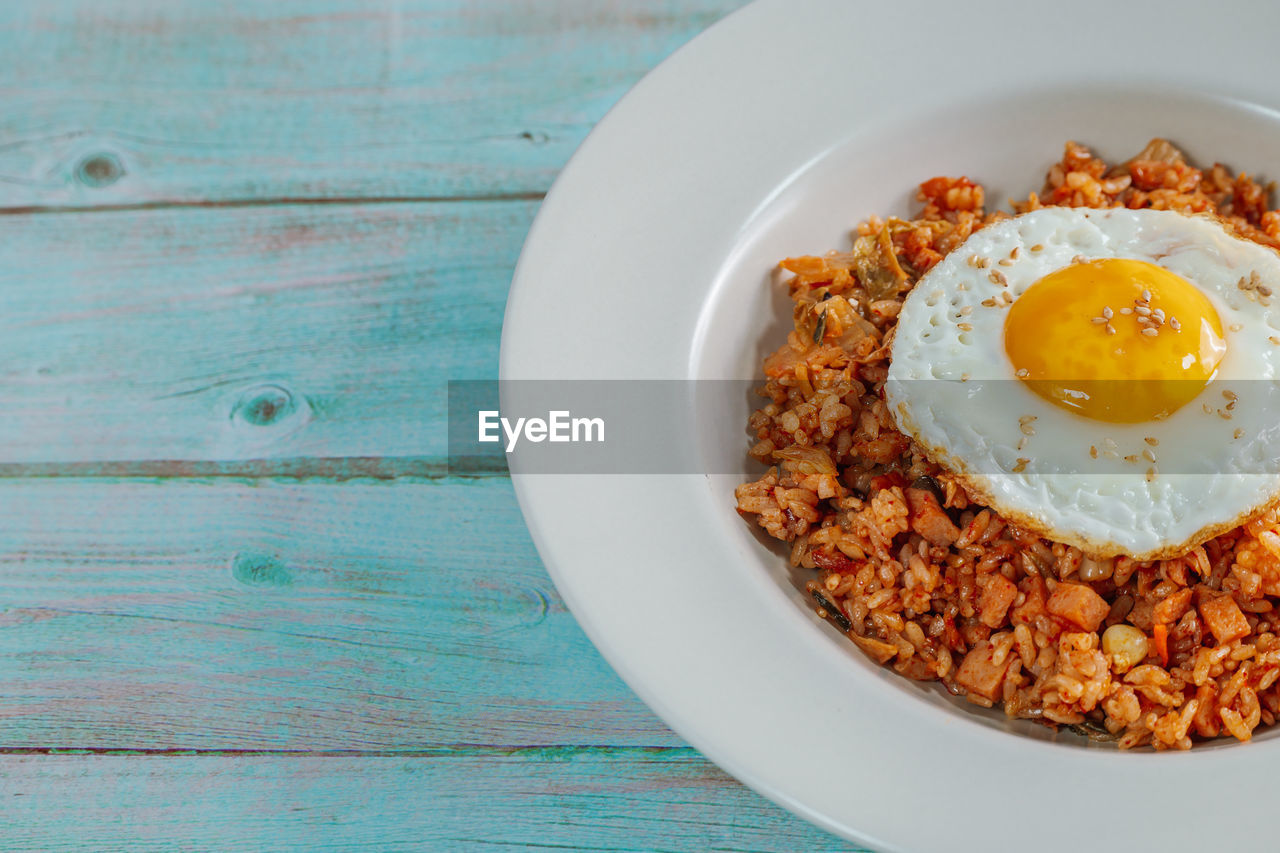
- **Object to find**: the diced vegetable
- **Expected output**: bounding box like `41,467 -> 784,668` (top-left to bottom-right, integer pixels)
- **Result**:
851,634 -> 898,665
955,641 -> 1011,702
978,573 -> 1018,629
1152,623 -> 1169,666
1046,583 -> 1110,632
1199,594 -> 1250,645
1101,624 -> 1149,673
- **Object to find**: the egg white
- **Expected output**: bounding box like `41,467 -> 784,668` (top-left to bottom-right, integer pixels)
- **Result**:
885,207 -> 1280,559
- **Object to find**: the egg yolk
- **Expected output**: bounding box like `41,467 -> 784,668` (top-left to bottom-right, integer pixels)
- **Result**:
1004,258 -> 1227,423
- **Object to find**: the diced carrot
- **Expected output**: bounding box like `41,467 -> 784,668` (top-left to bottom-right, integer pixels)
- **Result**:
954,641 -> 1011,702
905,487 -> 960,547
1046,583 -> 1110,632
1152,623 -> 1169,666
978,573 -> 1018,629
1199,594 -> 1251,645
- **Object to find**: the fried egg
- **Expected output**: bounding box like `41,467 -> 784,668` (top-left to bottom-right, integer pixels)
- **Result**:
885,207 -> 1280,559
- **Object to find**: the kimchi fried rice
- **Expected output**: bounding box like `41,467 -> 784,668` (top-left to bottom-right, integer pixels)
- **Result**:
735,139 -> 1280,749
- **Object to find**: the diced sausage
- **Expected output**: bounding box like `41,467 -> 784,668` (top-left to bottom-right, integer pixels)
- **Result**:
1010,575 -> 1047,627
955,641 -> 1011,702
1199,595 -> 1251,645
1152,587 -> 1193,625
978,573 -> 1018,629
1046,583 -> 1110,632
905,487 -> 960,547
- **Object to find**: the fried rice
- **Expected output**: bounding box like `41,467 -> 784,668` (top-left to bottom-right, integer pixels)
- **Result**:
735,139 -> 1280,749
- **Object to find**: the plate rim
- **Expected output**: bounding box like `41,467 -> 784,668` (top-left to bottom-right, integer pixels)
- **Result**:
500,0 -> 1280,848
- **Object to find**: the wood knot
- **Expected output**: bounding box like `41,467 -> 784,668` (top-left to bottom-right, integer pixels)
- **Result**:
232,384 -> 300,427
231,552 -> 292,587
75,153 -> 125,188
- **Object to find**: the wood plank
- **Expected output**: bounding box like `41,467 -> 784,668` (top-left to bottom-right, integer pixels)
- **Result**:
0,200 -> 525,464
0,477 -> 680,750
0,751 -> 863,852
0,0 -> 748,208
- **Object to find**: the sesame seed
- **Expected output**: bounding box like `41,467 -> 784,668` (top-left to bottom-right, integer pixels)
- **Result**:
1135,305 -> 1152,316
1143,448 -> 1157,463
1017,437 -> 1028,451
1091,316 -> 1107,324
1152,308 -> 1166,322
977,257 -> 989,269
989,271 -> 1007,286
1073,255 -> 1085,264
1030,244 -> 1044,252
1235,428 -> 1245,439
1238,277 -> 1250,290
1269,336 -> 1280,345
1218,408 -> 1233,420
968,254 -> 979,267
1016,368 -> 1030,378
981,298 -> 997,307
1144,437 -> 1159,446
1105,323 -> 1116,335
1170,317 -> 1181,331
1261,286 -> 1274,297
1141,327 -> 1158,337
1102,306 -> 1113,319
959,305 -> 973,315
1203,403 -> 1214,414
1103,449 -> 1119,459
957,322 -> 974,331
1252,270 -> 1262,285
1146,467 -> 1157,482
1012,246 -> 1021,259
1012,458 -> 1029,473
1124,454 -> 1139,464
1142,289 -> 1152,302
1120,307 -> 1133,315
998,258 -> 1013,267
1223,390 -> 1238,401
957,282 -> 968,291
1020,424 -> 1036,436
1090,445 -> 1098,459
1001,291 -> 1014,304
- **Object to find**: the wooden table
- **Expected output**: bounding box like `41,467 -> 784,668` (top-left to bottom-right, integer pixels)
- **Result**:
0,1 -> 867,849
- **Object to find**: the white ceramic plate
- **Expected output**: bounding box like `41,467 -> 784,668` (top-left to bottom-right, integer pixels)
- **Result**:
501,1 -> 1280,849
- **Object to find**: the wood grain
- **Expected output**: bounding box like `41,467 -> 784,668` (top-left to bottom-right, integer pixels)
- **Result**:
0,200 -> 526,464
2,751 -> 858,852
0,478 -> 685,750
0,0 -> 865,849
0,0 -> 746,209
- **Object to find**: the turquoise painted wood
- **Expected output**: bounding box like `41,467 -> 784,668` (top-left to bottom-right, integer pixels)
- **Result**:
4,752 -> 836,852
0,1 -> 868,850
